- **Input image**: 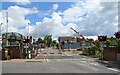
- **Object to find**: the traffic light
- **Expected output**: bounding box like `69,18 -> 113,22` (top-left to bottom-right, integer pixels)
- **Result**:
98,36 -> 107,41
22,39 -> 30,44
98,36 -> 103,41
114,31 -> 120,39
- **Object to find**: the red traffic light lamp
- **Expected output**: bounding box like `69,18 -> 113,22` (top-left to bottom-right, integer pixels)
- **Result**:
98,36 -> 107,42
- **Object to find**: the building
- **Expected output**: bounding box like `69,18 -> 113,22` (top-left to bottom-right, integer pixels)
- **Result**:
2,32 -> 26,59
58,37 -> 90,49
58,37 -> 78,42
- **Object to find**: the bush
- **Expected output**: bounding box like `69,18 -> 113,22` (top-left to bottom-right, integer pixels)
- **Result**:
82,46 -> 100,55
87,46 -> 96,55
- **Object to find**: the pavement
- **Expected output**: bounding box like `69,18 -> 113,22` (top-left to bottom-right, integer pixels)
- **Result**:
2,59 -> 45,63
97,60 -> 120,69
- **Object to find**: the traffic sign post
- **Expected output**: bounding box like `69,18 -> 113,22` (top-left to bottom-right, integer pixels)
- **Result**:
98,35 -> 107,63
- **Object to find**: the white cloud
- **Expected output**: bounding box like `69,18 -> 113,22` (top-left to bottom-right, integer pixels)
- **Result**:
84,36 -> 98,40
0,5 -> 38,35
12,0 -> 31,5
30,12 -> 78,38
61,0 -> 118,37
52,4 -> 59,10
46,4 -> 59,16
29,1 -> 118,39
0,1 -> 118,40
77,2 -> 118,37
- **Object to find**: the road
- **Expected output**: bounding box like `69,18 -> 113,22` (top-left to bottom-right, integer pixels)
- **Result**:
2,48 -> 120,74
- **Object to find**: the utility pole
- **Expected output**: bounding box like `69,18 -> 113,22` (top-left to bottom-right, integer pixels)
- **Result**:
28,22 -> 31,59
5,11 -> 9,60
6,11 -> 9,46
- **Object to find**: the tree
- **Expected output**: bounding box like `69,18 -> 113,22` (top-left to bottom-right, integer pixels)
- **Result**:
116,39 -> 120,47
87,38 -> 94,42
36,38 -> 43,44
44,35 -> 52,47
94,41 -> 101,48
52,40 -> 57,46
104,40 -> 111,47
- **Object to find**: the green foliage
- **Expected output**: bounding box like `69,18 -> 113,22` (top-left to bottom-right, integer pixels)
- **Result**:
116,39 -> 120,47
82,46 -> 100,55
87,46 -> 96,55
72,51 -> 79,53
56,43 -> 60,49
94,41 -> 101,48
83,47 -> 87,50
44,35 -> 52,47
2,39 -> 6,46
104,40 -> 111,47
52,40 -> 57,46
87,38 -> 94,42
80,41 -> 83,46
95,50 -> 100,55
37,38 -> 44,44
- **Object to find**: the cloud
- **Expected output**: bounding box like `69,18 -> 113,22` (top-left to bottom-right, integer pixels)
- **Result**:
76,2 -> 118,37
12,0 -> 31,5
45,4 -> 59,16
60,0 -> 118,37
24,1 -> 118,38
84,36 -> 98,40
0,5 -> 38,35
52,4 -> 59,10
1,1 -> 118,40
29,12 -> 78,38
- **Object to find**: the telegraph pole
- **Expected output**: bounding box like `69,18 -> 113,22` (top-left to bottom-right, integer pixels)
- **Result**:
28,22 -> 31,59
6,11 -> 9,46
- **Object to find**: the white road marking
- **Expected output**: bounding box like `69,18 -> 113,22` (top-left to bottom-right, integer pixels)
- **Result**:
77,63 -> 99,71
89,62 -> 100,66
107,68 -> 119,72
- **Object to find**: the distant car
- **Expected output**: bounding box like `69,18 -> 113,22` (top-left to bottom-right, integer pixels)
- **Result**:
77,48 -> 82,51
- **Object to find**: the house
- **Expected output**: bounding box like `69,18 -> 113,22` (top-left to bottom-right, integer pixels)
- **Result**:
2,32 -> 26,59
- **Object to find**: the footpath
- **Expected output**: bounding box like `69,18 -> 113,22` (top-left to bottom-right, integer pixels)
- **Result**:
2,59 -> 45,63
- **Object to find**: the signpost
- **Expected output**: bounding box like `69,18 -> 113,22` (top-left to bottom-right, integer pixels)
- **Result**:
98,35 -> 107,63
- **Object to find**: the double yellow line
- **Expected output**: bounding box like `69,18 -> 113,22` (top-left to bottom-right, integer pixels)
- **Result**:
43,55 -> 49,62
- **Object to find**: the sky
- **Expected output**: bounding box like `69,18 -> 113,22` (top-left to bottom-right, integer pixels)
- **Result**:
0,0 -> 118,40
